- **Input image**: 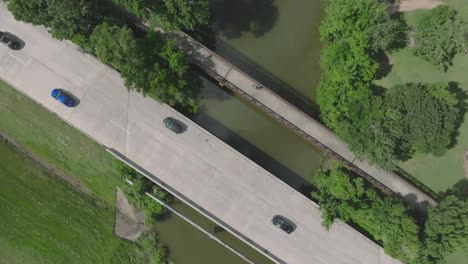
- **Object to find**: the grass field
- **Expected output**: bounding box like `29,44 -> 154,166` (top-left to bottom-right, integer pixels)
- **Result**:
0,141 -> 137,264
0,80 -> 123,204
375,10 -> 468,193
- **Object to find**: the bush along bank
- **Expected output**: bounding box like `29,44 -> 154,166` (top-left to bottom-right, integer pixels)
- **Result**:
116,162 -> 173,226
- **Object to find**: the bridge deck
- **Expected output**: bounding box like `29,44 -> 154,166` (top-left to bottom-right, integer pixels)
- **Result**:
169,31 -> 436,206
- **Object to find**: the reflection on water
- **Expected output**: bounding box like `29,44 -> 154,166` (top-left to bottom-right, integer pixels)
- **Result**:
211,0 -> 279,39
212,0 -> 324,107
195,78 -> 323,194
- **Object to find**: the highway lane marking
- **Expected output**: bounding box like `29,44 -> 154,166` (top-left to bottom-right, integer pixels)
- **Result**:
110,120 -> 128,132
7,52 -> 26,64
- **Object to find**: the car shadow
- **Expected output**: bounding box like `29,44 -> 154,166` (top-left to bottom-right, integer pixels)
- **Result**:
60,89 -> 80,107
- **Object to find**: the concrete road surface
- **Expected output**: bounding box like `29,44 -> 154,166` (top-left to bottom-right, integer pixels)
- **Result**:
0,3 -> 400,264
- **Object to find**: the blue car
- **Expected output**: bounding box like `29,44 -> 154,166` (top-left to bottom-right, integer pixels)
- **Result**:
51,88 -> 74,107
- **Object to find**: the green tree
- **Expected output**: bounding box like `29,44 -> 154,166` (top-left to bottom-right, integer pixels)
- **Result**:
46,0 -> 103,40
419,194 -> 468,263
414,6 -> 468,71
90,23 -> 139,69
8,0 -> 103,42
144,34 -> 199,112
113,0 -> 157,19
313,164 -> 421,263
152,0 -> 210,31
7,0 -> 51,25
134,234 -> 170,264
320,0 -> 406,52
385,82 -> 461,156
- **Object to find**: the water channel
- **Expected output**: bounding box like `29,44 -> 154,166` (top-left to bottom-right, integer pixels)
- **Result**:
155,1 -> 325,263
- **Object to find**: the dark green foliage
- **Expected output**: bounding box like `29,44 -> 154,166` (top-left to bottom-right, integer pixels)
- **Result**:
112,0 -> 210,31
113,0 -> 156,19
9,0 -> 202,113
90,24 -> 199,112
418,181 -> 468,264
317,40 -> 377,130
386,82 -> 461,156
116,163 -> 172,226
151,0 -> 210,31
414,6 -> 468,71
320,0 -> 406,52
318,0 -> 466,169
312,164 -> 421,263
133,233 -> 170,264
317,0 -> 409,169
8,0 -> 103,41
339,97 -> 407,169
7,0 -> 50,25
90,22 -> 139,70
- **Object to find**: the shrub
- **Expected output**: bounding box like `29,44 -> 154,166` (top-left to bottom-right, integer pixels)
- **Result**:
414,6 -> 468,71
312,164 -> 421,263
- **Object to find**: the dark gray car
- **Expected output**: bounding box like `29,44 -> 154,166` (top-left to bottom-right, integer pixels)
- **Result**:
272,215 -> 296,234
0,31 -> 19,50
163,117 -> 185,134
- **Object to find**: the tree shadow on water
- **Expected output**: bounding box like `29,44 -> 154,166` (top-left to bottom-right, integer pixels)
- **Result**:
211,0 -> 279,39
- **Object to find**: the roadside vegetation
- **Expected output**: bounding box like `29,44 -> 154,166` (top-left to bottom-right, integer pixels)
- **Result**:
0,80 -> 172,263
112,0 -> 210,31
0,140 -> 171,264
317,0 -> 467,170
313,164 -> 468,264
116,162 -> 173,226
6,0 -> 209,113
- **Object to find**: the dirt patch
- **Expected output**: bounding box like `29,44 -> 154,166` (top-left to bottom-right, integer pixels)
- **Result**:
397,0 -> 446,12
464,152 -> 468,179
114,188 -> 146,241
0,129 -> 94,197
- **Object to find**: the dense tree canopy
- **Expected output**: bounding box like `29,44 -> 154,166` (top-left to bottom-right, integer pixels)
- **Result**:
318,0 -> 407,167
152,0 -> 211,31
90,23 -> 139,70
414,6 -> 468,71
419,195 -> 468,263
8,0 -> 202,112
318,0 -> 465,169
320,0 -> 406,52
112,0 -> 210,31
386,82 -> 461,156
8,0 -> 103,41
312,164 -> 421,263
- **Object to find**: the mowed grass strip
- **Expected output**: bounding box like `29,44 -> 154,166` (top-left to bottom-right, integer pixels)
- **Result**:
0,79 -> 122,204
375,10 -> 468,192
0,141 -> 136,264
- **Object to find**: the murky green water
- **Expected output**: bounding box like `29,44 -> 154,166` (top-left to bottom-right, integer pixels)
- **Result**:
212,0 -> 324,113
157,1 -> 324,263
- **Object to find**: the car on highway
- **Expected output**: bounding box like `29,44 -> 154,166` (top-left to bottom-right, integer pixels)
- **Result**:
51,88 -> 75,107
0,31 -> 19,50
163,117 -> 185,134
272,215 -> 295,234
